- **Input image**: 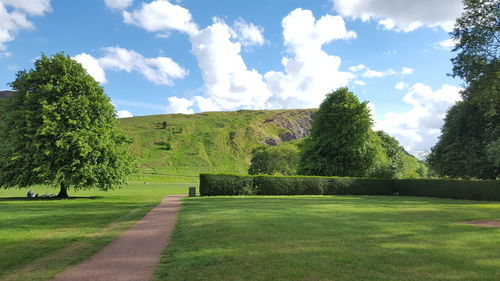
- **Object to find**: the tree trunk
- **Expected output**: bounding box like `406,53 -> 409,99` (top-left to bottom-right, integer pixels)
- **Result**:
57,183 -> 69,198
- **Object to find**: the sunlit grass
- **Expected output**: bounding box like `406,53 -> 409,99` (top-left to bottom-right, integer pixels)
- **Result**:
0,182 -> 195,281
155,196 -> 500,281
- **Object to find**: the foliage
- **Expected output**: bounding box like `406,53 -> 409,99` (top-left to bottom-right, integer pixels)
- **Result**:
430,0 -> 500,179
450,0 -> 499,83
117,109 -> 316,180
0,53 -> 134,197
428,100 -> 498,179
298,88 -> 385,177
369,131 -> 406,178
161,121 -> 168,129
200,174 -> 499,201
248,142 -> 300,176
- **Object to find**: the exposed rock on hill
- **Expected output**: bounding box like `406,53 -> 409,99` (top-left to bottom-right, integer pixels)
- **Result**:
263,110 -> 315,146
0,90 -> 13,99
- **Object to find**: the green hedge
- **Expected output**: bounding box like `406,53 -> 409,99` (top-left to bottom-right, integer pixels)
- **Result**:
200,173 -> 500,201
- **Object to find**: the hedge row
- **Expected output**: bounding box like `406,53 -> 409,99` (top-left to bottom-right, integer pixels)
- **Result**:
199,174 -> 500,201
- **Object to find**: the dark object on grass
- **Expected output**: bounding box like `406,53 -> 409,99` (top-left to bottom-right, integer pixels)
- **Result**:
189,187 -> 196,197
27,190 -> 38,199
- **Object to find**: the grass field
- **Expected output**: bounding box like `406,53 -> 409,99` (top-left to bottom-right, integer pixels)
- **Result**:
154,196 -> 500,281
0,182 -> 194,281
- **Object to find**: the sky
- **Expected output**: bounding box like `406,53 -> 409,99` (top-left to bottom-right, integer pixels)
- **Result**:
0,0 -> 466,157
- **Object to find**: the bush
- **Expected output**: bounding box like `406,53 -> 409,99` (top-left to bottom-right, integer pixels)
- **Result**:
396,179 -> 500,201
199,174 -> 254,196
324,178 -> 394,196
200,174 -> 500,201
253,176 -> 328,195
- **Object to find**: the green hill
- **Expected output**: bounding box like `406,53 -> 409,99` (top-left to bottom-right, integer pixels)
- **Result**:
118,109 -> 315,182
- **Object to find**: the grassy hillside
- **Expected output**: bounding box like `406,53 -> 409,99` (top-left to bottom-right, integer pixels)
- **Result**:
118,109 -> 315,182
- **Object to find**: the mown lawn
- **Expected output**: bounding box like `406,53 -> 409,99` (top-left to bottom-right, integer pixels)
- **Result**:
155,196 -> 500,281
0,182 -> 194,281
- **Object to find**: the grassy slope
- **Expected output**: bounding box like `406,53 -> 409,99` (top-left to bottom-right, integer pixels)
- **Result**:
155,196 -> 500,281
118,110 -> 314,182
0,183 -> 195,281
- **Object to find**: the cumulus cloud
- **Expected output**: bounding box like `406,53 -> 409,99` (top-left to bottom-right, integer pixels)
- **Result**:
73,47 -> 187,85
122,3 -> 358,113
353,80 -> 366,86
331,0 -> 463,32
394,81 -> 408,90
116,110 -> 134,118
123,0 -> 198,36
166,97 -> 194,114
401,67 -> 413,75
0,0 -> 51,51
105,0 -> 133,10
374,83 -> 462,154
233,19 -> 265,46
73,53 -> 107,83
434,38 -> 458,50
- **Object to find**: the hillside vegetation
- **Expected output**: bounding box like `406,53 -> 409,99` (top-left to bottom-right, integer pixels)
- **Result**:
118,109 -> 424,181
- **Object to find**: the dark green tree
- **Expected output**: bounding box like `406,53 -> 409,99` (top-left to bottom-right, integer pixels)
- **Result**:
429,0 -> 499,179
0,53 -> 135,197
248,143 -> 300,176
428,101 -> 497,178
451,0 -> 499,83
298,88 -> 385,177
370,131 -> 405,178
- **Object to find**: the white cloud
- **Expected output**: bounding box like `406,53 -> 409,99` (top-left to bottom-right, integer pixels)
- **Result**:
348,64 -> 366,72
0,0 -> 51,16
73,53 -> 107,83
105,0 -> 133,10
394,81 -> 408,90
262,8 -> 356,109
353,80 -> 366,86
374,83 -> 462,154
74,47 -> 187,85
401,67 -> 413,75
350,65 -> 413,78
233,19 -> 265,46
166,96 -> 194,114
123,0 -> 198,36
117,110 -> 134,118
125,4 -> 356,113
331,0 -> 463,32
435,38 -> 458,50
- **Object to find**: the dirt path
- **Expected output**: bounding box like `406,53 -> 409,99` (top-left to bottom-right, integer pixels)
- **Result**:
52,195 -> 185,281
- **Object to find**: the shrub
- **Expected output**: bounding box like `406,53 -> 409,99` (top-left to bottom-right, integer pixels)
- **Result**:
253,175 -> 328,195
200,174 -> 500,201
199,174 -> 254,196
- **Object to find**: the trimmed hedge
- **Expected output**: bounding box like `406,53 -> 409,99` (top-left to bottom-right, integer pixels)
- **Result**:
200,173 -> 500,201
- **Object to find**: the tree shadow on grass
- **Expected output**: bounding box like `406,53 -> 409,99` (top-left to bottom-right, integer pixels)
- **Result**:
0,196 -> 104,201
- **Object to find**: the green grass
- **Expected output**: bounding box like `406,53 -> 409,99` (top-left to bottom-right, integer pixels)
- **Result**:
118,109 -> 315,180
155,196 -> 500,281
0,182 -> 195,281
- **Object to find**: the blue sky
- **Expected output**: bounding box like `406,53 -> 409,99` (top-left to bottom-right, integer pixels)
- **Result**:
0,0 -> 465,156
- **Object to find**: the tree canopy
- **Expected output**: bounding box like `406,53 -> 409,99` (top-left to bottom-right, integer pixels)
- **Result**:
248,142 -> 300,176
429,0 -> 499,179
0,53 -> 134,197
298,88 -> 385,177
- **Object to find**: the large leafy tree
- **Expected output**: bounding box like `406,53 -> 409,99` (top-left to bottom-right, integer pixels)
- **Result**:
451,0 -> 499,83
298,88 -> 385,177
0,53 -> 134,197
248,142 -> 300,176
429,0 -> 499,179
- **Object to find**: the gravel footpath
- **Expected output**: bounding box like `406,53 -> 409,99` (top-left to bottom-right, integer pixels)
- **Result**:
52,195 -> 185,281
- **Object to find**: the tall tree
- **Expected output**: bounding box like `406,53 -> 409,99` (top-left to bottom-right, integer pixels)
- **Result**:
430,0 -> 499,179
451,0 -> 499,84
0,53 -> 134,197
298,88 -> 385,177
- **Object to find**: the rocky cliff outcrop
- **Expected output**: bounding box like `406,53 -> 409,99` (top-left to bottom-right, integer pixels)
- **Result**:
263,110 -> 315,145
0,90 -> 13,99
